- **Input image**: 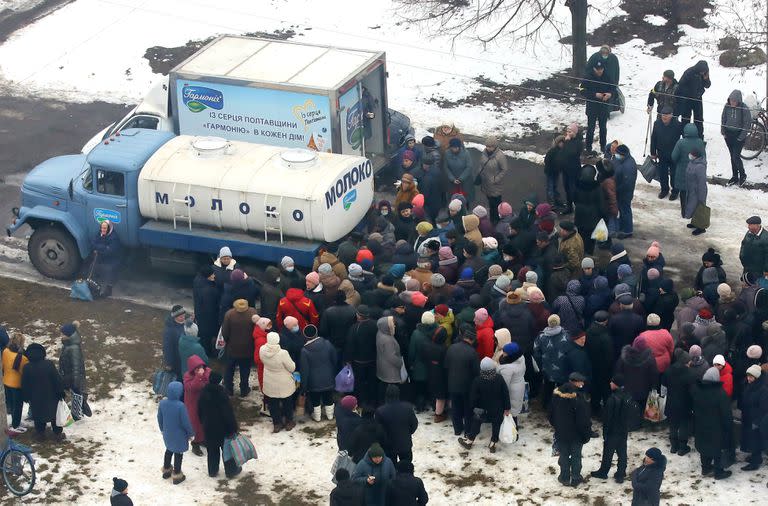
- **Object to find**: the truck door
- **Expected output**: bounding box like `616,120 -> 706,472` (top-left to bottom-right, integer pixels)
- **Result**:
87,167 -> 132,245
339,84 -> 364,157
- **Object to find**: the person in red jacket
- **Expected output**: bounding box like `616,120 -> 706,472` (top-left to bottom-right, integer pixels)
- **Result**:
634,313 -> 674,374
474,308 -> 495,360
275,284 -> 320,330
252,316 -> 272,416
713,354 -> 734,397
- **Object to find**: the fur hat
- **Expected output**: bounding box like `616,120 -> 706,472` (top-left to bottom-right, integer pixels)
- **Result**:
505,289 -> 523,305
170,305 -> 186,318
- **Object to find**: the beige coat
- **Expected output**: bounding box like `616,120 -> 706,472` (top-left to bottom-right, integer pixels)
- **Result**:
259,342 -> 296,399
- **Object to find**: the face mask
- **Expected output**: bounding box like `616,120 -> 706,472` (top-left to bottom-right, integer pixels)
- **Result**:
381,209 -> 389,216
275,277 -> 280,283
290,326 -> 300,333
688,154 -> 696,160
601,54 -> 608,60
615,154 -> 623,161
503,255 -> 513,261
285,266 -> 294,272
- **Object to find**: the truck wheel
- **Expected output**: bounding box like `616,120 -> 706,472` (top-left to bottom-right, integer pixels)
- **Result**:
28,226 -> 82,280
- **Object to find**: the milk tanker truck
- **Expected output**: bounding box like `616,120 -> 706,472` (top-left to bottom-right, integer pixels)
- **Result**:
7,129 -> 374,279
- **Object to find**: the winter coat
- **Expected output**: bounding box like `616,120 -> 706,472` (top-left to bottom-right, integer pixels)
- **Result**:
547,267 -> 572,302
252,325 -> 268,388
581,68 -> 615,117
613,153 -> 637,204
59,330 -> 87,393
718,361 -> 734,397
330,480 -> 366,506
676,295 -> 710,328
300,337 -> 337,393
178,333 -> 208,374
585,322 -> 613,389
444,145 -> 474,203
586,51 -> 620,85
631,454 -> 666,506
376,317 -> 404,384
561,341 -> 592,387
435,125 -> 463,155
192,274 -> 220,339
276,288 -> 320,330
352,452 -> 396,506
533,326 -> 570,384
320,303 -> 358,353
182,356 -> 210,443
2,347 -> 27,389
600,176 -> 619,219
615,345 -> 659,405
219,277 -> 260,323
683,157 -> 707,219
498,354 -> 526,416
603,387 -> 635,436
445,340 -> 480,395
651,292 -> 679,331
608,310 -> 645,362
671,124 -> 707,191
548,382 -> 591,444
528,303 -> 552,335
422,328 -> 449,398
376,400 -> 418,453
676,60 -> 710,100
260,340 -> 296,399
157,381 -> 194,453
650,118 -> 683,163
221,304 -> 257,359
462,214 -> 483,251
197,383 -> 238,447
470,371 -> 511,420
636,329 -> 673,374
335,404 -> 362,452
552,282 -> 586,337
21,343 -> 64,425
559,232 -> 585,278
212,257 -> 236,290
412,161 -> 443,217
162,315 -> 185,377
409,323 -> 437,382
348,417 -> 389,463
493,302 -> 536,354
478,147 -> 508,197
740,227 -> 768,275
345,319 -> 379,365
647,78 -> 678,114
312,251 -> 348,280
474,318 -> 495,360
701,327 -> 727,365
663,361 -> 695,422
692,380 -> 733,457
386,471 -> 429,506
721,89 -> 752,141
259,267 -> 284,321
110,491 -> 134,506
91,224 -> 122,265
606,250 -> 631,288
740,375 -> 768,452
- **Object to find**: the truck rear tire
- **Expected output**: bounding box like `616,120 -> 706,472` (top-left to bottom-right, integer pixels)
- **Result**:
28,226 -> 82,280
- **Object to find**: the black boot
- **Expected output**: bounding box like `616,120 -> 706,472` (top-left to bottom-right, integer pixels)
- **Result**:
669,189 -> 679,201
714,469 -> 732,480
677,445 -> 690,456
191,442 -> 204,456
739,173 -> 747,186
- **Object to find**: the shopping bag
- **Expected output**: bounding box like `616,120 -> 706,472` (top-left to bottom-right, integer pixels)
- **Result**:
223,434 -> 258,467
70,280 -> 94,301
690,203 -> 711,230
330,450 -> 357,483
56,400 -> 74,427
399,362 -> 409,383
451,183 -> 467,198
639,156 -> 658,183
591,219 -> 608,242
215,328 -> 226,350
520,382 -> 530,414
499,415 -> 519,444
335,364 -> 355,393
152,369 -> 176,396
643,389 -> 664,422
71,391 -> 84,420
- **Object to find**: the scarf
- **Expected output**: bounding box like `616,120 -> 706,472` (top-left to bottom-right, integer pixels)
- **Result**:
480,369 -> 497,381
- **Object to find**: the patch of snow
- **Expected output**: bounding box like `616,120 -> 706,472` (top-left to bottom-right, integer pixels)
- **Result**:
643,15 -> 667,27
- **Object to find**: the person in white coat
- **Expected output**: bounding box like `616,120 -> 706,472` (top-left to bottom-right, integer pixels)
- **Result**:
492,328 -> 512,363
498,342 -> 527,429
259,332 -> 297,433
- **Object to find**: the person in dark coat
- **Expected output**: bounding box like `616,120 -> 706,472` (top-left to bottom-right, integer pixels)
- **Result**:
385,461 -> 429,506
352,443 -> 396,506
300,324 -> 337,422
692,367 -> 734,479
335,395 -> 363,452
192,265 -> 220,355
58,321 -> 91,419
494,290 -> 536,353
163,305 -> 187,379
218,269 -> 260,324
345,307 -> 380,408
549,374 -> 592,487
197,373 -> 241,478
375,385 -> 418,464
278,255 -> 304,294
110,477 -> 133,506
613,144 -> 637,239
739,365 -> 768,470
90,219 -> 122,296
608,296 -> 645,362
259,266 -> 284,323
614,337 -> 658,410
573,164 -> 604,254
606,242 -> 631,289
320,291 -> 358,364
630,447 -> 666,506
559,124 -> 584,215
21,343 -> 65,439
647,69 -> 678,116
421,321 -> 449,422
721,89 -> 752,185
591,375 -> 635,483
663,349 -> 695,456
740,216 -> 768,277
580,61 -> 615,153
458,357 -> 511,453
348,408 -> 389,464
649,106 -> 683,199
561,333 -> 592,392
650,278 -> 679,331
675,60 -> 710,138
445,328 -> 480,436
330,468 -> 366,506
586,311 -> 614,415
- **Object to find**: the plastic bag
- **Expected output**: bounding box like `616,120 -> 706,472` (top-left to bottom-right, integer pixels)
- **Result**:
223,434 -> 258,467
330,450 -> 356,483
152,369 -> 176,396
520,382 -> 530,415
591,219 -> 608,242
399,362 -> 409,384
643,389 -> 666,422
499,415 -> 518,444
70,280 -> 94,301
56,400 -> 74,427
335,364 -> 355,393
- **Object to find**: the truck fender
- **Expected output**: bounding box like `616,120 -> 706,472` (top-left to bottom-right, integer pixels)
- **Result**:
10,206 -> 91,259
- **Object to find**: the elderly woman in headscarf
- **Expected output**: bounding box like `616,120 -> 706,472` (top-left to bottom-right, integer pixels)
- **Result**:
91,219 -> 122,296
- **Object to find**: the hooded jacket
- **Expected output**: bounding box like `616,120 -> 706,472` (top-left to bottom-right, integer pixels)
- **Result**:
552,281 -> 586,337
616,345 -> 659,404
498,350 -> 526,416
631,453 -> 667,506
376,317 -> 404,384
260,336 -> 296,399
650,116 -> 682,160
178,331 -> 208,375
691,379 -> 733,457
636,328 -> 674,374
197,382 -> 238,446
352,452 -> 396,506
671,124 -> 707,191
157,381 -> 194,453
721,89 -> 752,141
462,214 -> 483,250
683,156 -> 707,219
192,273 -> 220,339
300,335 -> 337,393
445,339 -> 480,395
312,251 -> 348,280
495,301 -> 536,353
59,329 -> 87,393
276,288 -> 320,330
478,146 -> 508,197
548,382 -> 591,444
182,355 -> 210,442
676,60 -> 710,100
21,343 -> 64,424
474,317 -> 496,360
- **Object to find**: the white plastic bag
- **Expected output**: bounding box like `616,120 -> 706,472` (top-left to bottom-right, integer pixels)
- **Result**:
215,328 -> 226,350
591,219 -> 608,241
399,362 -> 409,384
499,415 -> 518,444
56,399 -> 74,427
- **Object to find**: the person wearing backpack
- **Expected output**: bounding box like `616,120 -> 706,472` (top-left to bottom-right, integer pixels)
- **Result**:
591,375 -> 636,483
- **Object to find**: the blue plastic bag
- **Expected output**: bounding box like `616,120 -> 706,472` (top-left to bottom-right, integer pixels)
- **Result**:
152,370 -> 176,396
70,280 -> 94,301
335,364 -> 354,393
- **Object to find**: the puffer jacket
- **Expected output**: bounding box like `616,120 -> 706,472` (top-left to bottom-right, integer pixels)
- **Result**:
533,326 -> 570,384
157,381 -> 194,453
312,251 -> 348,280
59,330 -> 87,393
182,355 -> 210,443
683,157 -> 707,219
498,351 -> 527,416
260,337 -> 296,399
478,147 -> 508,197
635,328 -> 674,374
376,317 -> 404,384
671,124 -> 707,191
300,336 -> 337,393
462,214 -> 483,250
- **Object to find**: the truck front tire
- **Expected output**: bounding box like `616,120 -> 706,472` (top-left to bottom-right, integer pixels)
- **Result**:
28,226 -> 82,280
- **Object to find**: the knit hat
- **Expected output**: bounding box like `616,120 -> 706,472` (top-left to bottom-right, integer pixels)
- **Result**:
498,202 -> 513,217
368,443 -> 385,458
439,246 -> 454,260
281,256 -> 294,269
449,199 -> 463,212
306,271 -> 320,288
460,267 -> 475,281
230,269 -> 246,282
747,364 -> 762,379
402,150 -> 415,162
411,291 -> 428,308
698,308 -> 713,320
60,322 -> 78,337
647,268 -> 660,281
348,263 -> 363,277
633,335 -> 649,351
421,311 -> 435,325
713,354 -> 726,366
747,345 -> 763,359
405,279 -> 420,291
646,313 -> 661,327
702,367 -> 720,383
594,310 -> 609,323
482,237 -> 498,250
611,242 -> 625,255
559,221 -> 575,232
416,221 -> 433,235
614,283 -> 631,298
473,206 -> 488,218
502,342 -> 520,356
645,447 -> 663,462
256,317 -> 271,331
689,344 -> 703,358
663,69 -> 675,79
618,294 -> 634,306
112,477 -> 128,493
717,283 -> 732,298
647,241 -> 661,257
617,264 -> 632,279
341,395 -> 358,411
389,264 -> 406,279
430,273 -> 446,288
170,305 -> 186,318
548,314 -> 561,327
495,275 -> 511,291
283,316 -> 299,329
356,305 -> 371,318
659,278 -> 674,293
611,374 -> 625,387
184,321 -> 199,337
356,249 -> 374,264
528,287 -> 545,303
489,264 -> 503,278
506,289 -> 523,305
303,324 -> 318,339
569,372 -> 587,382
480,357 -> 496,371
581,257 -> 594,269
449,137 -> 462,149
525,270 -> 538,284
266,332 -> 280,345
474,308 -> 489,325
219,246 -> 232,258
434,304 -> 449,317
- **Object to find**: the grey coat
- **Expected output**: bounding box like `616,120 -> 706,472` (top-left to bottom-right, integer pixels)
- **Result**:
444,146 -> 475,202
721,89 -> 752,142
479,147 -> 508,197
376,317 -> 404,384
683,157 -> 707,219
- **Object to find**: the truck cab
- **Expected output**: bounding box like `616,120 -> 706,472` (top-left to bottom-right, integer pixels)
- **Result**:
10,129 -> 175,279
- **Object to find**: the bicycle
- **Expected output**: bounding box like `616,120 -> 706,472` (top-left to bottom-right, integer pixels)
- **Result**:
741,95 -> 767,160
1,429 -> 36,497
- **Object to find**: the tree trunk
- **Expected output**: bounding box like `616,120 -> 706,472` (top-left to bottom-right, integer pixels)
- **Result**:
0,360 -> 7,450
569,0 -> 589,76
